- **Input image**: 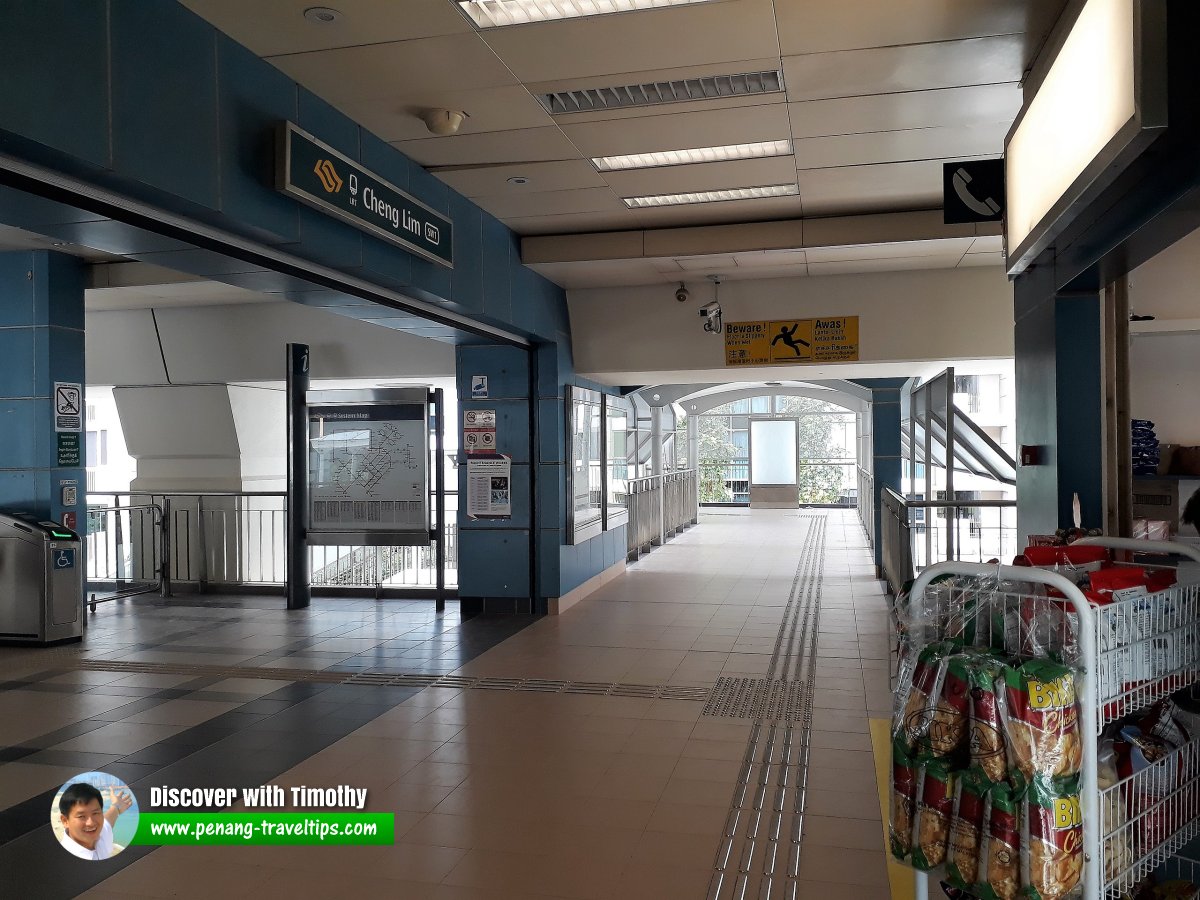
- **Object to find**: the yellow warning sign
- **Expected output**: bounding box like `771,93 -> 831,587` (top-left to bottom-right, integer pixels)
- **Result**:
724,316 -> 859,367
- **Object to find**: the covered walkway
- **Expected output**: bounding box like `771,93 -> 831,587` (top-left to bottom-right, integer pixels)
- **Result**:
1,510 -> 897,900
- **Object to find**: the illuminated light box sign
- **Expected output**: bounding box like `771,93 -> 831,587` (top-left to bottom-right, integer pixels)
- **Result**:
1005,0 -> 1166,275
276,122 -> 453,268
724,317 -> 859,367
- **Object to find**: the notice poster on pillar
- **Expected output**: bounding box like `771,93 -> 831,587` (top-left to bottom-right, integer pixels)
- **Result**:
466,455 -> 511,519
306,394 -> 430,544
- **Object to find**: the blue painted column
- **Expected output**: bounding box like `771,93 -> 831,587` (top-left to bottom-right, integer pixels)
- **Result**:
856,378 -> 906,569
1014,263 -> 1105,541
455,344 -> 534,616
0,252 -> 86,525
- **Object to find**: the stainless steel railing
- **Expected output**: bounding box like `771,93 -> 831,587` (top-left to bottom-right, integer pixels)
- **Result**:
86,491 -> 458,594
85,504 -> 164,604
879,486 -> 1017,595
857,467 -> 874,549
626,469 -> 699,559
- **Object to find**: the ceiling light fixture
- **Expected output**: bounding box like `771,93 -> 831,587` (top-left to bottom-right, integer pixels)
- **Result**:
458,0 -> 720,28
303,6 -> 343,23
623,183 -> 798,209
507,175 -> 530,185
593,139 -> 792,172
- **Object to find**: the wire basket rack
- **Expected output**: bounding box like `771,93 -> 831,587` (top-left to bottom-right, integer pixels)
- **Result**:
903,539 -> 1200,900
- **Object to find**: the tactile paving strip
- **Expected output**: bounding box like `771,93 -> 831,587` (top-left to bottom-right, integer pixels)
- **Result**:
68,658 -> 711,701
702,677 -> 810,722
706,514 -> 826,900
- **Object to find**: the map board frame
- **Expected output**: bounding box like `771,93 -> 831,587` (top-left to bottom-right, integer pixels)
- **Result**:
305,388 -> 432,546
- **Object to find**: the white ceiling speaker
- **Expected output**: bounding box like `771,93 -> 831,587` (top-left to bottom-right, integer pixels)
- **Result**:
421,109 -> 467,136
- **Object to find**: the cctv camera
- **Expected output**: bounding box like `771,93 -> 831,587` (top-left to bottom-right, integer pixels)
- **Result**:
675,284 -> 689,303
699,301 -> 721,318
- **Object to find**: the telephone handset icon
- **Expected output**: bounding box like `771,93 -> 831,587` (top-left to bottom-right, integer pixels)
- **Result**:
952,167 -> 1001,217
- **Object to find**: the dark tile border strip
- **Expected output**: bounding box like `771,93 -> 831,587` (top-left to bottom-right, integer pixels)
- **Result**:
0,610 -> 536,900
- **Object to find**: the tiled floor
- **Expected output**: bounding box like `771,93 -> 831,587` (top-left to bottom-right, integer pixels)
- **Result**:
1,509 -> 895,899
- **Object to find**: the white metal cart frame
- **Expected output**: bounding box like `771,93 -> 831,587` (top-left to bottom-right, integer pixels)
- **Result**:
906,538 -> 1200,900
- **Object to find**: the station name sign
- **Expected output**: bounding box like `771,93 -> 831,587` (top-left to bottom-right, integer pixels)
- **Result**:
276,122 -> 453,268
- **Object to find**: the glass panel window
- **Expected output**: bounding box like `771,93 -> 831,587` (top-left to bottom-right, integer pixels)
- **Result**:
606,399 -> 629,517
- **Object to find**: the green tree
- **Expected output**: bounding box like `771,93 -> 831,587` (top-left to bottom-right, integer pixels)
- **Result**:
696,415 -> 738,503
775,396 -> 851,504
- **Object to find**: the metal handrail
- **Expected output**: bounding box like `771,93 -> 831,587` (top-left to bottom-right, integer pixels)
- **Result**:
86,490 -> 459,594
85,503 -> 164,608
626,469 -> 698,559
880,486 -> 1019,594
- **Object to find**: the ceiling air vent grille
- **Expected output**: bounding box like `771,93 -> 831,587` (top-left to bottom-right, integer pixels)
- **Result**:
537,69 -> 784,115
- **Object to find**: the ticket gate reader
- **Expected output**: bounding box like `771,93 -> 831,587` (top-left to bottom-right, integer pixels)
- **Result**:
0,511 -> 84,644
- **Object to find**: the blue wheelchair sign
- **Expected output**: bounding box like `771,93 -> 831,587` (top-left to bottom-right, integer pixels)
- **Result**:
53,549 -> 75,569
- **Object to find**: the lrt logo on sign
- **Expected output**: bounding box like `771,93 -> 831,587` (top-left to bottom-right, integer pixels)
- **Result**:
313,159 -> 343,193
53,549 -> 75,569
424,222 -> 440,245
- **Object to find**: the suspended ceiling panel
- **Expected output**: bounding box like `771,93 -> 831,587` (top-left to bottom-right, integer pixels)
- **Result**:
178,0 -> 473,55
477,0 -> 782,83
181,0 -> 1068,281
776,0 -> 1056,55
339,85 -> 553,143
269,32 -> 518,102
781,36 -> 1027,102
787,84 -> 1023,140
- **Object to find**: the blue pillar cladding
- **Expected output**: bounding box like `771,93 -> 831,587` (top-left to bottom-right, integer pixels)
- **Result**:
855,378 -> 906,569
0,252 -> 86,524
455,344 -> 534,616
1014,264 -> 1106,541
1054,296 -> 1105,530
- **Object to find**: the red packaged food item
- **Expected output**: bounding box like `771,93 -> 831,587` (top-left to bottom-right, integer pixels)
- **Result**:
911,757 -> 957,871
947,769 -> 990,890
976,782 -> 1021,900
996,660 -> 1082,781
1021,774 -> 1084,899
890,738 -> 918,861
895,641 -> 958,755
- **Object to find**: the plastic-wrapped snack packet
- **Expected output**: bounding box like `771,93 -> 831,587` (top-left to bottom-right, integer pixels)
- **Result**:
976,782 -> 1021,900
894,640 -> 958,755
890,738 -> 918,861
967,652 -> 1010,783
997,660 -> 1082,781
1021,774 -> 1084,900
911,756 -> 958,871
947,769 -> 990,890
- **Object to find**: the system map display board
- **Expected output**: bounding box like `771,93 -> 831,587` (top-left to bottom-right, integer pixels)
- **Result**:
306,389 -> 430,545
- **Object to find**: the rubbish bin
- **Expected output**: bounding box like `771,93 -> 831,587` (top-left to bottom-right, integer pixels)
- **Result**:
0,511 -> 84,644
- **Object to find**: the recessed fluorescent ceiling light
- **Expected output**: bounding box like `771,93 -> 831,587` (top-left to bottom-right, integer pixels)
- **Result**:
623,183 -> 798,208
593,140 -> 792,172
459,0 -> 719,28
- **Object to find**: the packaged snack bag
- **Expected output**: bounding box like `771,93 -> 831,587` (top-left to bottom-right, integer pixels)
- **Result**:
965,653 -> 1009,783
997,660 -> 1082,781
911,757 -> 958,871
947,769 -> 990,889
934,652 -> 976,756
890,738 -> 918,861
1021,774 -> 1084,900
895,641 -> 958,755
976,782 -> 1021,900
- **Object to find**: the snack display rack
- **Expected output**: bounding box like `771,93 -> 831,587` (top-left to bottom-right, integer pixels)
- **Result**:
903,538 -> 1200,900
